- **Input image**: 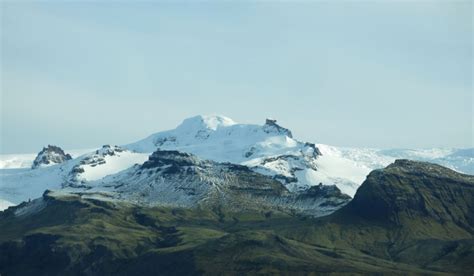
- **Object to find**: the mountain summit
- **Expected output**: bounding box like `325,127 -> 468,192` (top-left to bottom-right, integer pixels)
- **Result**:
3,115 -> 472,212
125,115 -> 330,193
31,145 -> 72,169
338,159 -> 474,231
176,115 -> 237,131
1,115 -> 364,210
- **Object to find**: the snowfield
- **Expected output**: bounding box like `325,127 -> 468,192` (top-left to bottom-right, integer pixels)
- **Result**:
77,149 -> 149,182
0,146 -> 150,209
0,199 -> 15,211
0,148 -> 94,169
0,154 -> 37,169
0,115 -> 472,211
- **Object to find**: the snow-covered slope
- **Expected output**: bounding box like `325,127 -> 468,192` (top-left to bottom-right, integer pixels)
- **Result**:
0,167 -> 65,208
67,145 -> 149,183
125,115 -> 473,196
0,199 -> 14,211
125,115 -> 323,193
0,148 -> 94,169
0,145 -> 149,208
319,145 -> 474,176
1,114 -> 472,211
59,150 -> 351,216
0,154 -> 37,169
305,145 -> 474,196
125,115 -> 305,164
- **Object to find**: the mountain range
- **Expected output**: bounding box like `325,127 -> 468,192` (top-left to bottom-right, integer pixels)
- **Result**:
0,115 -> 473,274
0,158 -> 472,274
1,115 -> 472,210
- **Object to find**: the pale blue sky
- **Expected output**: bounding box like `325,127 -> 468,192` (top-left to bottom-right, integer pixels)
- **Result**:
1,1 -> 472,153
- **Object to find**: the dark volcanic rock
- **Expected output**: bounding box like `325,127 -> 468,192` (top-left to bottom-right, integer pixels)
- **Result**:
109,149 -> 347,216
263,119 -> 293,138
304,142 -> 322,157
31,145 -> 72,169
301,184 -> 351,200
141,150 -> 204,169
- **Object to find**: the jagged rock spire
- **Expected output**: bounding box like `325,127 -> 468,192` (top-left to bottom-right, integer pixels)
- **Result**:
31,145 -> 72,169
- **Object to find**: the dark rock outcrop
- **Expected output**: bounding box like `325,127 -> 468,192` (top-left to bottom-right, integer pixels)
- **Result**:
141,150 -> 204,169
31,145 -> 72,169
2,159 -> 473,275
301,183 -> 351,200
102,149 -> 347,215
263,119 -> 293,138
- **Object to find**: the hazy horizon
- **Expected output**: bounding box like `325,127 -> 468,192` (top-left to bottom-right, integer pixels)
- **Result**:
1,1 -> 472,154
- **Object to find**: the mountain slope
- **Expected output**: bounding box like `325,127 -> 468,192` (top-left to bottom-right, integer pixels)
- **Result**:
125,115 -> 326,193
0,160 -> 472,275
292,159 -> 474,272
1,115 -> 472,210
338,159 -> 474,230
0,145 -> 149,206
61,150 -> 351,216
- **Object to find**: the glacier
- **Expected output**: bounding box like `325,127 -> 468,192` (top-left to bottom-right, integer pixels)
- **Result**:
0,114 -> 472,211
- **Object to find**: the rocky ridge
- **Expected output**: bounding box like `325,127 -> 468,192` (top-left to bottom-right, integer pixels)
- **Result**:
1,159 -> 472,274
31,145 -> 72,169
125,115 -> 327,193
68,150 -> 350,216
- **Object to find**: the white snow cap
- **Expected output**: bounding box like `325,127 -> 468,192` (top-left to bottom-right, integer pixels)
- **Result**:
0,199 -> 15,211
176,114 -> 237,131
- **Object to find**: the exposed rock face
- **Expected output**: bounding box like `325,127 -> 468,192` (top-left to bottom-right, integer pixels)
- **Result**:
67,145 -> 131,185
304,142 -> 322,157
141,150 -> 204,170
31,145 -> 72,169
98,150 -> 288,211
300,183 -> 351,201
263,118 -> 293,138
277,183 -> 351,216
1,160 -> 472,275
124,115 -> 328,194
78,150 -> 349,216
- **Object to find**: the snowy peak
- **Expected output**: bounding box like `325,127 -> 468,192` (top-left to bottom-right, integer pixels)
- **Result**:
31,145 -> 72,169
176,115 -> 237,132
124,115 -> 302,156
121,115 -> 327,194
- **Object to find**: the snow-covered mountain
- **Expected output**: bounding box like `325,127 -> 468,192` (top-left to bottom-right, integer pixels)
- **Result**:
0,199 -> 14,211
125,115 -> 473,195
0,145 -> 149,205
0,148 -> 94,169
0,114 -> 472,212
316,145 -> 474,182
125,115 -> 323,193
55,150 -> 350,216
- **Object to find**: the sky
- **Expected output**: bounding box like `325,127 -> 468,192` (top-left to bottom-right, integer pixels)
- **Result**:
0,1 -> 472,154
